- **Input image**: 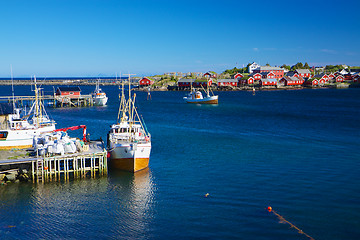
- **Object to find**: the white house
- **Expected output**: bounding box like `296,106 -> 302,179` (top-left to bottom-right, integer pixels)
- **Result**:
248,62 -> 260,73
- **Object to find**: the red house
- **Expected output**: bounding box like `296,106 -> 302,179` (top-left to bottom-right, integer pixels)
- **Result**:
240,77 -> 254,85
279,76 -> 304,86
204,72 -> 216,78
295,69 -> 311,78
304,79 -> 319,86
286,71 -> 299,78
178,79 -> 195,87
344,74 -> 353,81
328,73 -> 336,80
261,72 -> 276,79
193,79 -> 212,87
260,79 -> 277,87
234,73 -> 243,79
139,77 -> 154,86
353,75 -> 360,82
314,74 -> 329,83
253,66 -> 284,79
249,73 -> 262,81
335,75 -> 344,82
55,86 -> 81,98
217,79 -> 238,87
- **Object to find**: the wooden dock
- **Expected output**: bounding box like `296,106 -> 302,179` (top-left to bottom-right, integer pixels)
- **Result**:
0,94 -> 94,108
0,141 -> 107,183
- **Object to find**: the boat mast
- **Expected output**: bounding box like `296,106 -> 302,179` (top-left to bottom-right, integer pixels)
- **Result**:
10,65 -> 16,113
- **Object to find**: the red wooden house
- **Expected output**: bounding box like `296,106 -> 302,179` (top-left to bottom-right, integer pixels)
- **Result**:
261,72 -> 276,79
314,73 -> 329,83
193,79 -> 212,87
335,75 -> 344,82
260,79 -> 277,87
139,77 -> 154,86
295,69 -> 311,78
249,73 -> 262,81
328,73 -> 336,80
353,74 -> 360,82
344,74 -> 353,81
253,66 -> 284,79
279,76 -> 304,86
286,71 -> 299,78
304,79 -> 319,86
217,79 -> 238,87
234,73 -> 243,79
178,79 -> 195,87
239,77 -> 254,85
55,86 -> 81,98
204,72 -> 216,78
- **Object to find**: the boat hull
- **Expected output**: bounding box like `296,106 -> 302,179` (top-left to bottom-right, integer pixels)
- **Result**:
109,142 -> 151,172
184,95 -> 218,104
0,125 -> 55,150
94,96 -> 108,106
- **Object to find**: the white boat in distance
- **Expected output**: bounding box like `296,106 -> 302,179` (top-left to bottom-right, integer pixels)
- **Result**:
107,75 -> 151,172
183,84 -> 218,104
92,81 -> 108,106
0,79 -> 56,150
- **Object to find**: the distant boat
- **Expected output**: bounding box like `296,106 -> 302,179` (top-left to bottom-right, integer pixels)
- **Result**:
183,84 -> 218,104
0,78 -> 56,150
92,81 -> 108,106
107,75 -> 151,172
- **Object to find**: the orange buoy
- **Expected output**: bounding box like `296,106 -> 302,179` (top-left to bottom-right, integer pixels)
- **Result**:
205,193 -> 210,197
267,206 -> 272,212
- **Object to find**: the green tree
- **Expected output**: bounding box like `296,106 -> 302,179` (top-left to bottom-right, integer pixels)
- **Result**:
304,62 -> 310,69
281,64 -> 291,71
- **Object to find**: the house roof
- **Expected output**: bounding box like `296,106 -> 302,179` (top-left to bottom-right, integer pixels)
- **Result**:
260,71 -> 274,76
57,86 -> 81,92
295,69 -> 311,74
0,103 -> 14,115
260,79 -> 278,83
178,78 -> 196,83
281,76 -> 304,81
258,66 -> 283,71
217,79 -> 238,83
314,73 -> 327,78
248,73 -> 261,77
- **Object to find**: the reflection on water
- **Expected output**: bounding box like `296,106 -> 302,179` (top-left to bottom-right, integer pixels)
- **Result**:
0,169 -> 155,239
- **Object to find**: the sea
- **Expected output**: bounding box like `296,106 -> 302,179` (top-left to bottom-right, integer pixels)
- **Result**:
0,85 -> 360,240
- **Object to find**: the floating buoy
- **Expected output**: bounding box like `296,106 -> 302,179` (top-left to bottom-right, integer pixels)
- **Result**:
205,193 -> 210,197
267,206 -> 272,212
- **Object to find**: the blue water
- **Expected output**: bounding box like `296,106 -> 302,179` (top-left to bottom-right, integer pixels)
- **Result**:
1,86 -> 360,239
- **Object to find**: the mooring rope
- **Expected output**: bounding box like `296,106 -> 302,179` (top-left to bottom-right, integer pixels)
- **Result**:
267,206 -> 315,240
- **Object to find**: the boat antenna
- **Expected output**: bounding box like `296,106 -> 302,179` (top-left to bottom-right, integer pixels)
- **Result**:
10,65 -> 16,112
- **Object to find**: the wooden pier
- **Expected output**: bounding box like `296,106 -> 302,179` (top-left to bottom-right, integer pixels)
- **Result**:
0,141 -> 107,183
0,94 -> 94,108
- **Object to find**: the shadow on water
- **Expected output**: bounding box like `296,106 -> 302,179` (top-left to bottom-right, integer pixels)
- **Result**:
0,169 -> 156,239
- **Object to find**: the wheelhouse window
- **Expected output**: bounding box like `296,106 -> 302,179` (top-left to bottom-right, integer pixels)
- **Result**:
0,131 -> 8,139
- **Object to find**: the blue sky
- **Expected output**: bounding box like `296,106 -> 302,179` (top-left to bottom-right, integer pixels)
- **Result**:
1,0 -> 359,77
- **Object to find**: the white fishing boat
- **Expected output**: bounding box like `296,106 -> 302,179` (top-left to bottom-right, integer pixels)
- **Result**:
0,79 -> 56,150
92,81 -> 108,106
107,75 -> 151,172
183,84 -> 218,104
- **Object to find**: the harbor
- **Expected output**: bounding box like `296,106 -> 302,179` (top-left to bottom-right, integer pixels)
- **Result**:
1,85 -> 360,239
